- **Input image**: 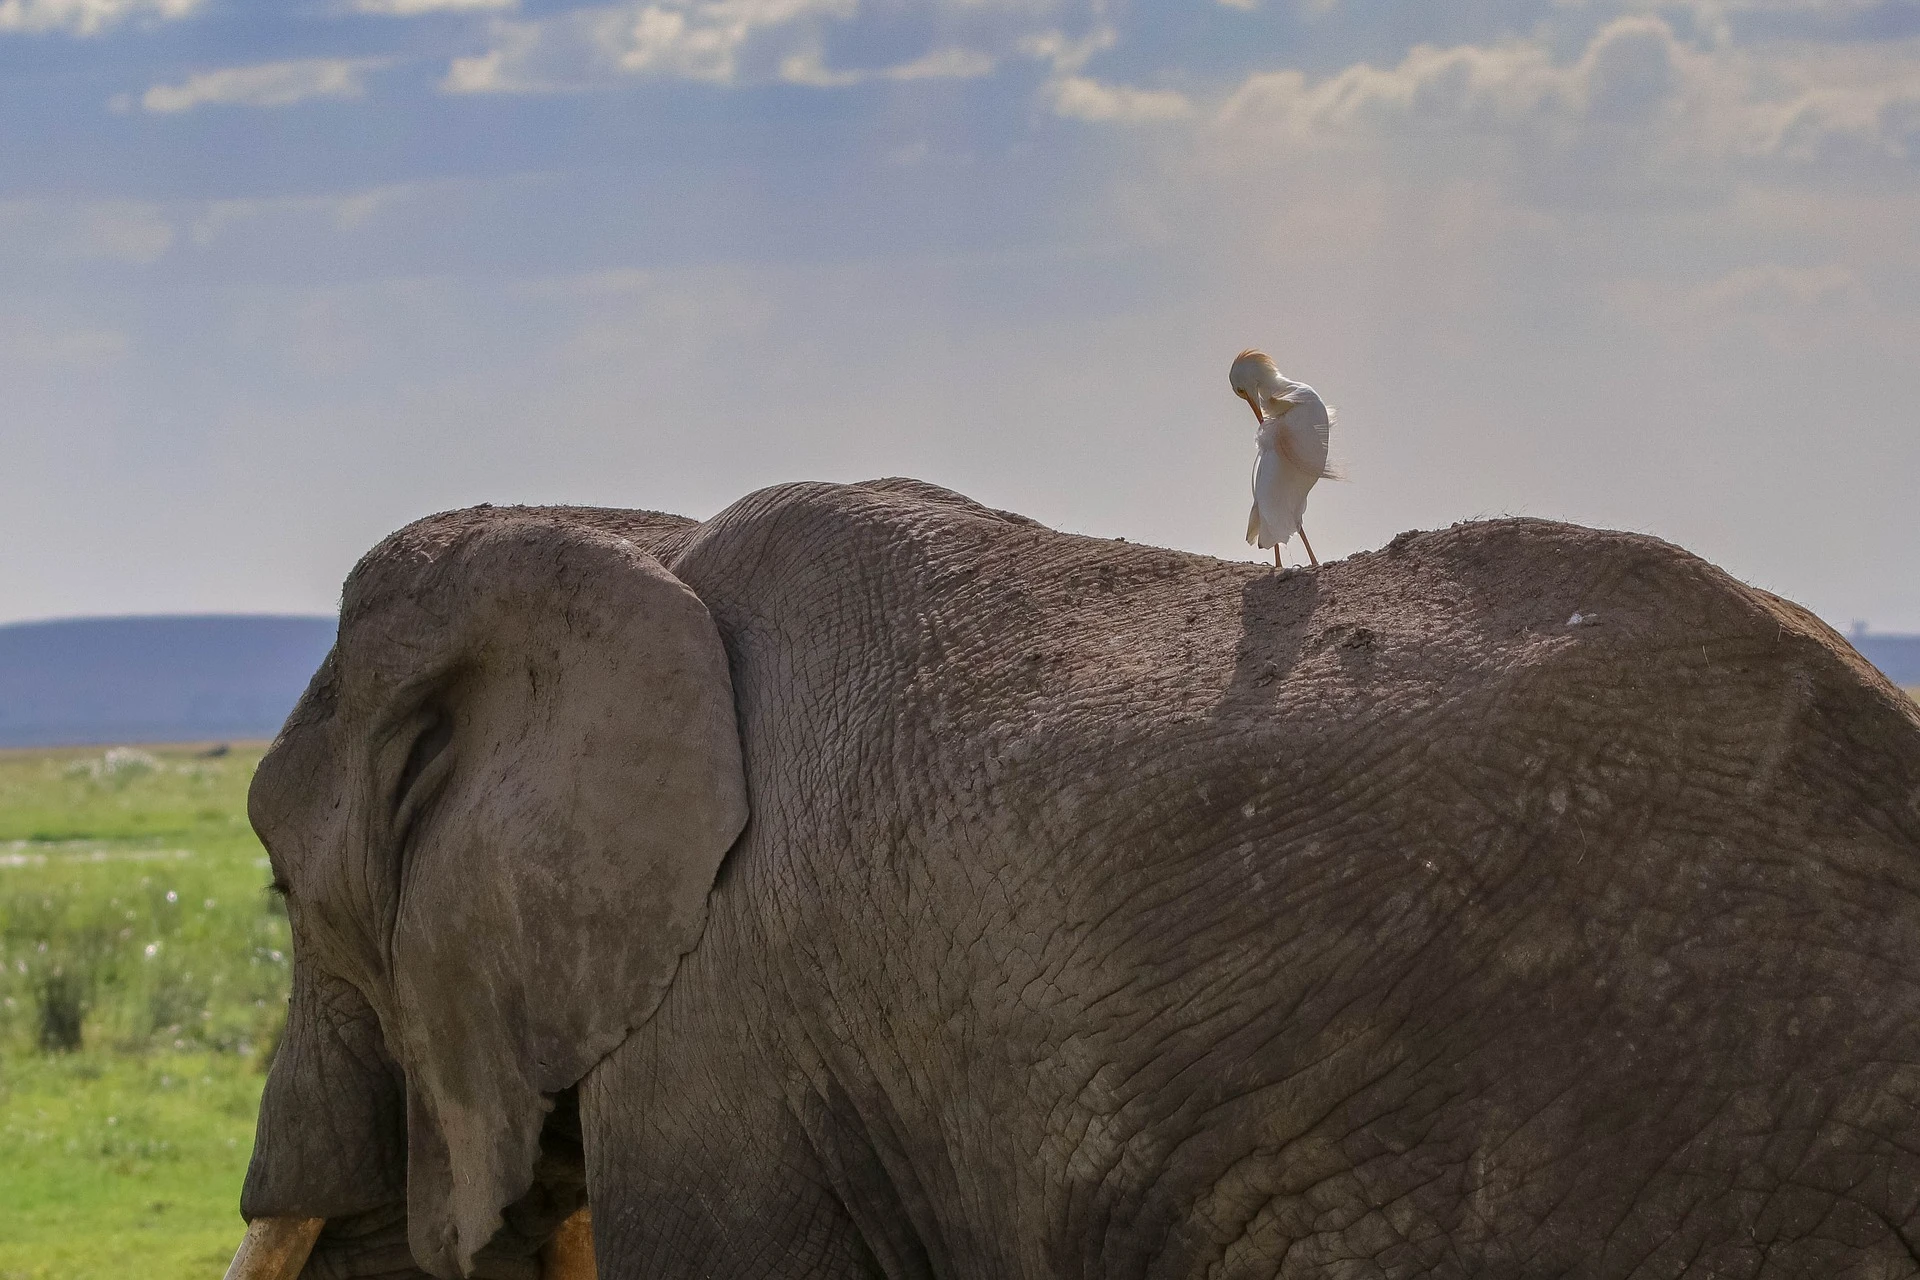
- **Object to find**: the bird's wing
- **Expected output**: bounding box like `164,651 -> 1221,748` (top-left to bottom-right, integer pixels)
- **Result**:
1268,418 -> 1324,477
1247,500 -> 1262,546
1274,392 -> 1339,480
1273,383 -> 1323,413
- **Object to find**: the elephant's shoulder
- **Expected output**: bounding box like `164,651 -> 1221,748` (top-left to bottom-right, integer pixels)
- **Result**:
700,478 -> 1044,539
849,478 -> 1048,528
670,479 -> 1057,588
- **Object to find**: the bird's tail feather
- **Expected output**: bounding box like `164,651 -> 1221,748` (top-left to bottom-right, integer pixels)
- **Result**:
1322,406 -> 1344,481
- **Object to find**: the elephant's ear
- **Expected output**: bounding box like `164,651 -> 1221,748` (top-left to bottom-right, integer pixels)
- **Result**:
355,521 -> 747,1278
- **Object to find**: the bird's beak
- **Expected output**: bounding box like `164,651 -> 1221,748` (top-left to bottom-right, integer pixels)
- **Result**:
1245,396 -> 1264,424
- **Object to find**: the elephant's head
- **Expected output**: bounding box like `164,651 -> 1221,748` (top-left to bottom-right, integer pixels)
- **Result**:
236,508 -> 748,1278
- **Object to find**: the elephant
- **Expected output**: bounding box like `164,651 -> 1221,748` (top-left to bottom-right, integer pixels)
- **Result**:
229,477 -> 1920,1280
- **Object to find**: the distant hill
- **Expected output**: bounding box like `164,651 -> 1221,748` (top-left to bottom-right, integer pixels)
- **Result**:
0,615 -> 335,749
1848,630 -> 1920,688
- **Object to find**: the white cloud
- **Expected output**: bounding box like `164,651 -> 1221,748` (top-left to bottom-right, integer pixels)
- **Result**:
1697,261 -> 1866,310
1020,25 -> 1189,124
353,0 -> 512,13
779,44 -> 995,87
0,183 -> 442,289
142,58 -> 391,113
1638,260 -> 1873,320
886,45 -> 995,81
0,197 -> 167,264
66,201 -> 173,262
1213,16 -> 1920,180
1635,0 -> 1899,45
1740,47 -> 1920,164
1049,75 -> 1193,122
1104,11 -> 1920,433
438,1 -> 1132,96
1,187 -> 423,266
186,184 -> 419,246
608,0 -> 855,81
606,4 -> 734,81
1218,18 -> 1682,142
510,267 -> 657,300
1605,260 -> 1884,354
445,0 -> 858,92
442,44 -> 522,93
1685,0 -> 1886,8
0,0 -> 197,36
1018,25 -> 1114,76
0,314 -> 127,369
546,271 -> 770,369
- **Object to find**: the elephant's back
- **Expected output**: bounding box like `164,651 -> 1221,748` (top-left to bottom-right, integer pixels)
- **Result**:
678,480 -> 1920,1279
972,519 -> 1920,1279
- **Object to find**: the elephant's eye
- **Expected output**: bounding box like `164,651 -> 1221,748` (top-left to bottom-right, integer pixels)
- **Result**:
392,710 -> 453,839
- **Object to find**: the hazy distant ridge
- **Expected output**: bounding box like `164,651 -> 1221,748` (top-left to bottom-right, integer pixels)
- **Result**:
1857,633 -> 1920,686
0,615 -> 335,749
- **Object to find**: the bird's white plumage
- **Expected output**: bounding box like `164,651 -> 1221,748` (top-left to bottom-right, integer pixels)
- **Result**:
1229,351 -> 1335,552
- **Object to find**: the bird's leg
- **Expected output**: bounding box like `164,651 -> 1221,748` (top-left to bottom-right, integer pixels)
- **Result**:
1273,545 -> 1282,569
1298,526 -> 1320,568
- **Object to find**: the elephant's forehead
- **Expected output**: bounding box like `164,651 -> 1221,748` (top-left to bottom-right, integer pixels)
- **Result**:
333,508 -> 688,686
335,613 -> 455,700
333,523 -> 518,698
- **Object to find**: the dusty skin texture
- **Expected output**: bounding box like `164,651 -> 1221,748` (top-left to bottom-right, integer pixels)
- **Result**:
242,479 -> 1920,1279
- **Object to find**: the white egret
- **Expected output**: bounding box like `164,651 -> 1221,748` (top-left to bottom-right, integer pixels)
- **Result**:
1229,349 -> 1337,568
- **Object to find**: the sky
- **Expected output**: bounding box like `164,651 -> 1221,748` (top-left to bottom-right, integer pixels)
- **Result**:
3,0 -> 1917,630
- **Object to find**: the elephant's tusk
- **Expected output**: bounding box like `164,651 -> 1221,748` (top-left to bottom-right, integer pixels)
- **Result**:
540,1207 -> 596,1280
221,1216 -> 324,1280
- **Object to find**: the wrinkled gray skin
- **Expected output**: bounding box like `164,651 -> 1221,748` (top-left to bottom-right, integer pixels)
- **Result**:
243,478 -> 1920,1280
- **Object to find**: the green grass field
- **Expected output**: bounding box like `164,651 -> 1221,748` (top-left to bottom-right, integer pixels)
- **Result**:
0,744 -> 285,1280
